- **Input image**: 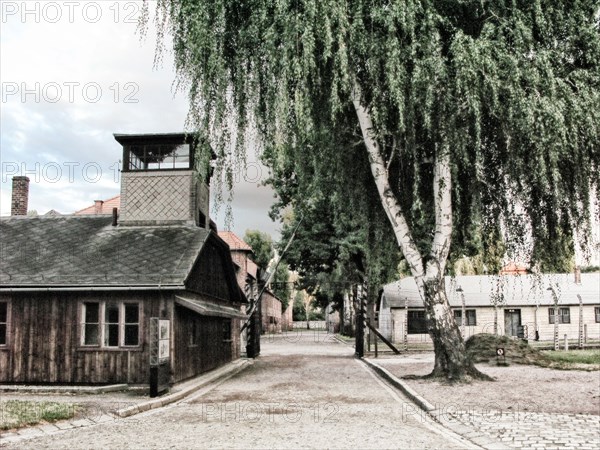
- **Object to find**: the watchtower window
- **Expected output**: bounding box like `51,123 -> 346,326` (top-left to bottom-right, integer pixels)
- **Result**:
126,143 -> 191,171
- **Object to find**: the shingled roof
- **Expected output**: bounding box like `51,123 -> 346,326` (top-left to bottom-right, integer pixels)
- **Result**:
218,231 -> 253,251
0,216 -> 210,288
382,273 -> 600,309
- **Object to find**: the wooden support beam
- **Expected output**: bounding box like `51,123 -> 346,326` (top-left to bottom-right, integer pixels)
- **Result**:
366,321 -> 400,354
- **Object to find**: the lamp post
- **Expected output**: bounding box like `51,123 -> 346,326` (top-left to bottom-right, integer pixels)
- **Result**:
456,286 -> 465,337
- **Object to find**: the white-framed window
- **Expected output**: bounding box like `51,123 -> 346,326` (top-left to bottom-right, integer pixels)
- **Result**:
0,301 -> 9,346
595,307 -> 600,323
549,307 -> 570,324
81,301 -> 140,348
454,309 -> 477,326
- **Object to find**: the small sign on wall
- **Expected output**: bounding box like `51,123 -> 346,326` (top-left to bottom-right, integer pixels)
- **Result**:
159,320 -> 170,361
150,317 -> 171,366
150,317 -> 170,397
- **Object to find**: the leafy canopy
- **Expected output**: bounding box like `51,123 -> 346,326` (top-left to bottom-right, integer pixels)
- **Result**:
243,229 -> 291,309
243,229 -> 274,269
146,0 -> 600,272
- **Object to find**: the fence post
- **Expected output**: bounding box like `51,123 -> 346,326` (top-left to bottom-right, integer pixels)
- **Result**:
355,284 -> 366,358
403,298 -> 408,351
578,294 -> 584,349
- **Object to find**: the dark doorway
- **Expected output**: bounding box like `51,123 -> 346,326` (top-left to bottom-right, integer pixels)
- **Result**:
504,309 -> 521,336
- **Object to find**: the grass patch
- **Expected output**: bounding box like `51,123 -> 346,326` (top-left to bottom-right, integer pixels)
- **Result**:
541,349 -> 600,365
335,333 -> 354,342
0,400 -> 75,430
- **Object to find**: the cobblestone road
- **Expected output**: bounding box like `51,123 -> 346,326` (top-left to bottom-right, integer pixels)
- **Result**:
439,410 -> 600,450
0,331 -> 473,449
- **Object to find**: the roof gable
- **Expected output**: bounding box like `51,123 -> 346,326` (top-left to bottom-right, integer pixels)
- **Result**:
185,234 -> 244,303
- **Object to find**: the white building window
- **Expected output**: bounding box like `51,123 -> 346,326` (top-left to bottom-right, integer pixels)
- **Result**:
549,307 -> 570,324
454,309 -> 477,326
81,301 -> 140,348
407,310 -> 428,334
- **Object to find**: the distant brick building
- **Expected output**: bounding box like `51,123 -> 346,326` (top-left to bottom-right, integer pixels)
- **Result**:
218,231 -> 283,334
74,195 -> 121,215
281,302 -> 293,331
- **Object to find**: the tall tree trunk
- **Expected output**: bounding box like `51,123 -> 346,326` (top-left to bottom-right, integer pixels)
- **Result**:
351,82 -> 487,380
417,268 -> 483,379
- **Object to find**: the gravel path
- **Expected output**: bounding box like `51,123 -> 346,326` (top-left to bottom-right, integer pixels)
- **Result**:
372,353 -> 600,415
1,332 -> 472,449
372,352 -> 600,449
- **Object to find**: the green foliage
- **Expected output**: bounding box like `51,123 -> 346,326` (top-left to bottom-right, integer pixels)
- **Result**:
243,229 -> 291,309
292,291 -> 307,321
269,119 -> 401,307
271,262 -> 291,311
243,229 -> 274,268
452,255 -> 484,276
147,0 -> 600,277
309,308 -> 325,321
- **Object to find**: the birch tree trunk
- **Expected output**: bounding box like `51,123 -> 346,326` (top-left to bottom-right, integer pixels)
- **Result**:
352,82 -> 486,380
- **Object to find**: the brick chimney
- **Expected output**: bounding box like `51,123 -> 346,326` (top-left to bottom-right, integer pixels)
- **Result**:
94,200 -> 104,215
11,176 -> 30,216
574,266 -> 581,285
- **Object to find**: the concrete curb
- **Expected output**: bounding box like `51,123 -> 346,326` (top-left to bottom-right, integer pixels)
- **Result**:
332,335 -> 353,346
362,358 -> 514,450
361,358 -> 435,412
115,359 -> 251,418
0,384 -> 129,394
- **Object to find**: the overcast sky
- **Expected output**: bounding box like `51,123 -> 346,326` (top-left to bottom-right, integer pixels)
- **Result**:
0,1 -> 280,238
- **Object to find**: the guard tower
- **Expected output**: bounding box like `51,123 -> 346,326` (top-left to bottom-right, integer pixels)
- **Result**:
114,133 -> 210,227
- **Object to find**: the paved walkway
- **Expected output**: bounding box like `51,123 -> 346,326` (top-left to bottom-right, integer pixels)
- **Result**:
1,331 -> 473,449
442,410 -> 600,450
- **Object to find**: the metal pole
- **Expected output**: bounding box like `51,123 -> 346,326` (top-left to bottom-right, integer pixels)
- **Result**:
493,306 -> 498,335
355,285 -> 364,358
578,294 -> 584,349
403,295 -> 408,351
461,292 -> 466,337
547,286 -> 559,351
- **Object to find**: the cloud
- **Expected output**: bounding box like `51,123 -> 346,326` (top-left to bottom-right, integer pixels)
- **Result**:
1,1 -> 278,238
